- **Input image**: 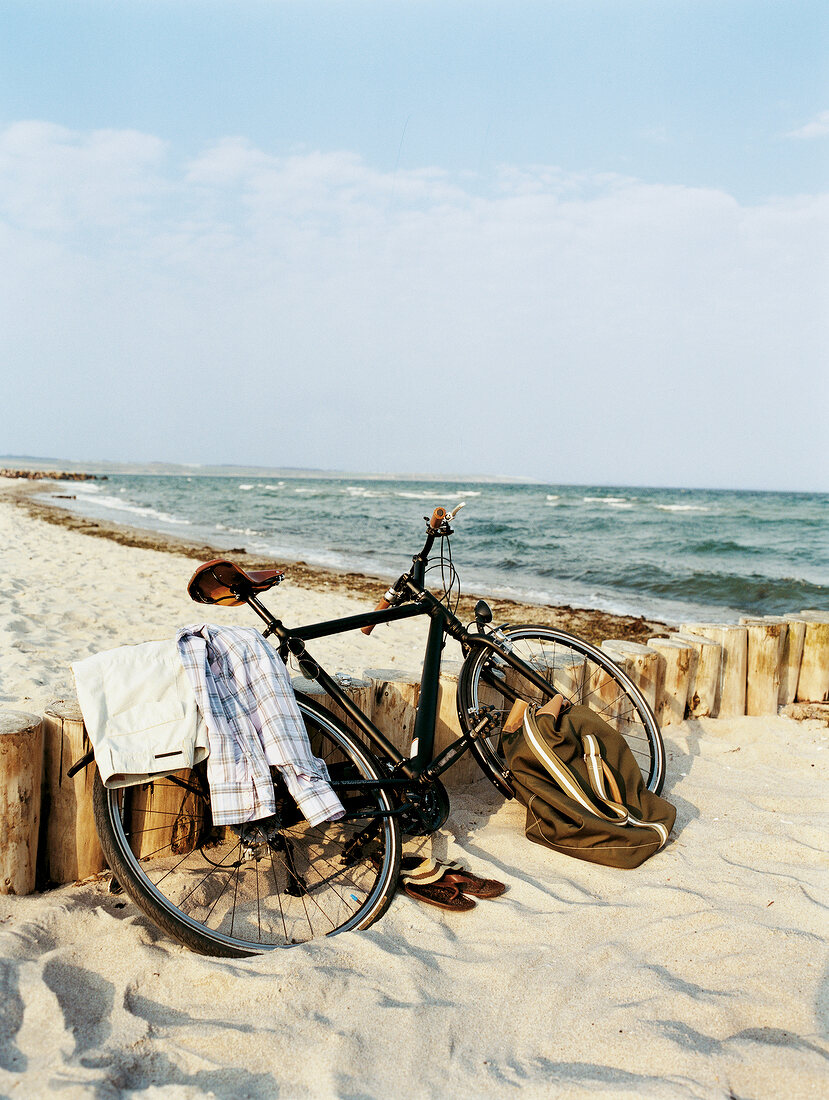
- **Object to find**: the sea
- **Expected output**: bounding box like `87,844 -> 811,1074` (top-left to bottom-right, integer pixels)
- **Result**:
44,474 -> 828,626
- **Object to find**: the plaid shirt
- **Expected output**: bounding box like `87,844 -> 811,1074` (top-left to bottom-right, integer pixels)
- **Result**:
176,625 -> 344,827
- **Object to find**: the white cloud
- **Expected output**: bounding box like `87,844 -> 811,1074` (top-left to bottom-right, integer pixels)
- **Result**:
785,109 -> 829,140
1,122 -> 826,489
0,121 -> 168,232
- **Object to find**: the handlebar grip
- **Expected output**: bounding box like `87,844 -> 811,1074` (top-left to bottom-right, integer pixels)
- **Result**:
361,597 -> 391,635
429,506 -> 447,530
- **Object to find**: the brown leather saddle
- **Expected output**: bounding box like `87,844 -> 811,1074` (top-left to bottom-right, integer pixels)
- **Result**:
187,559 -> 284,606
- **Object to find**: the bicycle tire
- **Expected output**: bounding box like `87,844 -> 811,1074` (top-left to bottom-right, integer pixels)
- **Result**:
93,697 -> 402,957
458,624 -> 665,795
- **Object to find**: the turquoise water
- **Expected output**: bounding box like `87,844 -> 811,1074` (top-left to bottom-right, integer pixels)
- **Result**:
49,475 -> 828,625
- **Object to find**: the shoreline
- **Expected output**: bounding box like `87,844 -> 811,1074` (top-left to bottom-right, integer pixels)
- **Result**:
6,478 -> 669,646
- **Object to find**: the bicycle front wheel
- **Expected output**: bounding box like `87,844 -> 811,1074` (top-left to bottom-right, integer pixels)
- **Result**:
93,699 -> 402,956
458,625 -> 665,795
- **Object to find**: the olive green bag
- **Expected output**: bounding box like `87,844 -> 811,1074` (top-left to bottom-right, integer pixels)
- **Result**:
503,702 -> 676,868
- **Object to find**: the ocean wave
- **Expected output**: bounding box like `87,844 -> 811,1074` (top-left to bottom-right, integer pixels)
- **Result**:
691,539 -> 761,555
575,563 -> 828,616
654,503 -> 710,512
395,490 -> 482,500
344,486 -> 385,498
72,493 -> 192,527
215,524 -> 263,536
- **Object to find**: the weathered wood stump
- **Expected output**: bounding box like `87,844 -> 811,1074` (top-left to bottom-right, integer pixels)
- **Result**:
796,612 -> 829,703
129,774 -> 203,862
600,640 -> 660,711
0,711 -> 43,895
768,616 -> 806,705
291,675 -> 372,772
505,650 -> 586,705
41,699 -> 106,884
680,624 -> 748,717
646,637 -> 695,726
363,666 -> 487,786
548,649 -> 588,702
585,653 -> 631,732
432,661 -> 482,787
670,633 -> 721,717
292,674 -> 372,740
739,618 -> 786,716
363,669 -> 421,758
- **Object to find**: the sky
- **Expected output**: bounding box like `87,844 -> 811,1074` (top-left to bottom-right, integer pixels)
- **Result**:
1,1 -> 827,490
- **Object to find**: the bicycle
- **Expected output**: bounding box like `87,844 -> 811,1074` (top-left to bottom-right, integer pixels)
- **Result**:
89,505 -> 665,956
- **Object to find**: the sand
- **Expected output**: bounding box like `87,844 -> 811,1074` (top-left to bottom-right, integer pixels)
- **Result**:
0,484 -> 827,1098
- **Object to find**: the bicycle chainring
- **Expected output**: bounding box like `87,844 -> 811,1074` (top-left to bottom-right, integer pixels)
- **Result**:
399,778 -> 450,836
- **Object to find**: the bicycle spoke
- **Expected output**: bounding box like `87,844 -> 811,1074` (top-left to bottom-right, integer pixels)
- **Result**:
96,704 -> 401,953
461,626 -> 663,796
270,851 -> 290,943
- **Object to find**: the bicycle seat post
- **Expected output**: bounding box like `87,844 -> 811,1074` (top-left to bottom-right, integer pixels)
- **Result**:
244,591 -> 287,640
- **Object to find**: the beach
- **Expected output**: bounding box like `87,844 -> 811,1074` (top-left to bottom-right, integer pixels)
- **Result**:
0,481 -> 827,1098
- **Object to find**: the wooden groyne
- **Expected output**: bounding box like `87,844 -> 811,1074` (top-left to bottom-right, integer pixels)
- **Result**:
1,608 -> 826,896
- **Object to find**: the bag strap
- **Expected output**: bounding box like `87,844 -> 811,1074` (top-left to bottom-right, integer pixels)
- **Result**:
523,707 -> 669,848
582,735 -> 627,816
582,732 -> 669,848
522,707 -> 621,823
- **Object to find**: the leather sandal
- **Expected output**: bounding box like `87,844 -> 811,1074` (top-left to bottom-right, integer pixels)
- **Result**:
402,880 -> 476,912
438,868 -> 506,899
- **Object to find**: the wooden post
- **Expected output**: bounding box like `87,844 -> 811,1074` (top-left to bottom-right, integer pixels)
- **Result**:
433,662 -> 481,787
41,699 -> 106,884
549,649 -> 588,702
645,638 -> 695,726
600,640 -> 660,711
291,676 -> 330,707
670,633 -> 721,717
291,674 -> 373,773
768,616 -> 806,705
292,674 -> 372,740
680,624 -> 748,717
796,612 -> 829,702
129,774 -> 203,862
0,711 -> 43,896
504,650 -> 587,704
739,618 -> 786,716
363,669 -> 421,758
329,674 -> 373,738
585,653 -> 632,732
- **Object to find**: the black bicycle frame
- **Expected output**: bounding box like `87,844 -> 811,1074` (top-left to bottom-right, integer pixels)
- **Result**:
242,573 -> 559,785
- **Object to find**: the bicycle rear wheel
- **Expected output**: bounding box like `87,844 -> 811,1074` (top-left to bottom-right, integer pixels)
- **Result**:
93,699 -> 402,956
458,625 -> 665,795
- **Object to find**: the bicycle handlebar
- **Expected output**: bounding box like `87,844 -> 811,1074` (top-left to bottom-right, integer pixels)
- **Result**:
429,506 -> 447,530
360,595 -> 392,635
361,504 -> 464,636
